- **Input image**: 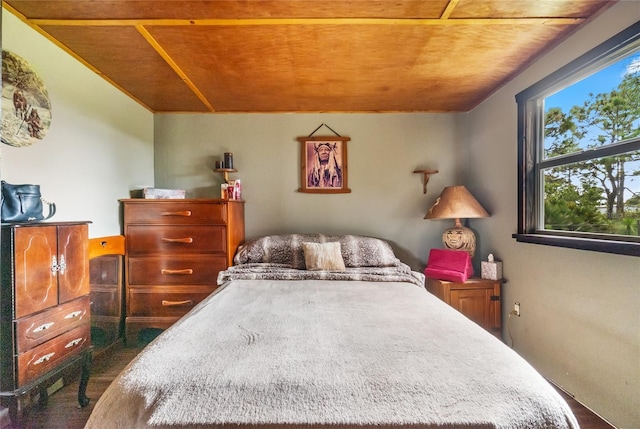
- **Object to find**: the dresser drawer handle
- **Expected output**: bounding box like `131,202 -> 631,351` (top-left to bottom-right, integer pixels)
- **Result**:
34,352 -> 55,365
161,237 -> 194,244
33,322 -> 55,333
162,300 -> 194,307
64,310 -> 83,319
161,210 -> 192,217
161,269 -> 193,275
65,337 -> 84,349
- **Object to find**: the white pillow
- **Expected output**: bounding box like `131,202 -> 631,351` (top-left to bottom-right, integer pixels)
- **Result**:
302,242 -> 346,271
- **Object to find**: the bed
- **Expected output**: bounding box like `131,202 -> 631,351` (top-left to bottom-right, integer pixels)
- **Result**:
85,234 -> 579,429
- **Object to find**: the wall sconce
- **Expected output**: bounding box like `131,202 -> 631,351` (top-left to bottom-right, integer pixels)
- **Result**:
425,185 -> 489,257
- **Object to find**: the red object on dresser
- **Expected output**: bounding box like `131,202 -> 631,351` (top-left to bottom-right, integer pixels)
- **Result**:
424,248 -> 473,283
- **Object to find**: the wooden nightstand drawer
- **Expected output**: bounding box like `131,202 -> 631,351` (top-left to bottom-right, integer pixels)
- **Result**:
128,255 -> 227,285
15,296 -> 90,353
17,323 -> 90,387
127,287 -> 215,318
127,225 -> 226,254
124,201 -> 226,225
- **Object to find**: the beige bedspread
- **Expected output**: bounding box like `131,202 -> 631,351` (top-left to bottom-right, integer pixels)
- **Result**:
85,279 -> 579,429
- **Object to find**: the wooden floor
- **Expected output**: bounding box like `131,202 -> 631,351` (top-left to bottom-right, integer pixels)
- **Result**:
3,343 -> 616,429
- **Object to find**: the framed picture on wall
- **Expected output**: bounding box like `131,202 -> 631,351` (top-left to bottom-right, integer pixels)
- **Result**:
297,136 -> 351,194
1,50 -> 52,147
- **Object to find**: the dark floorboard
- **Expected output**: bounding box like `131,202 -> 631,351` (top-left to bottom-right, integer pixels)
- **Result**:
3,343 -> 616,429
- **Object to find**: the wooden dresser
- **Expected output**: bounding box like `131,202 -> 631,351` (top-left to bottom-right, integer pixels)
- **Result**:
0,222 -> 92,422
121,199 -> 245,345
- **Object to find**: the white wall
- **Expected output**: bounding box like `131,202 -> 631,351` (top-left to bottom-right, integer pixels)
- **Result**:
465,3 -> 640,428
154,113 -> 464,269
1,11 -> 154,237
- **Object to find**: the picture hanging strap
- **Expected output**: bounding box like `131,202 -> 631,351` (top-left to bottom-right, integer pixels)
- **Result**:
308,123 -> 341,137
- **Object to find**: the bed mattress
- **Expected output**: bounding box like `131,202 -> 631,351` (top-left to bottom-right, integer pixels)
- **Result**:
85,278 -> 578,429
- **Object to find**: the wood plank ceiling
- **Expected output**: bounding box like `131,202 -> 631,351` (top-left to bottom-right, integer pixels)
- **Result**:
4,0 -> 616,113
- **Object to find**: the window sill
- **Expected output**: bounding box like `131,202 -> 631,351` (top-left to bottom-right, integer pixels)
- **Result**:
512,233 -> 640,257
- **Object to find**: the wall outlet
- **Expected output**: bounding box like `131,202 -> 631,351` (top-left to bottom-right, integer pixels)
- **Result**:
514,302 -> 521,317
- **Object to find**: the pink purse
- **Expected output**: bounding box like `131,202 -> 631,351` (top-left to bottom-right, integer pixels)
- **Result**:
424,248 -> 473,283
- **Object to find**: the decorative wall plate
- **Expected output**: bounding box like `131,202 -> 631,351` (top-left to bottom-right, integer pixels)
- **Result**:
1,50 -> 52,147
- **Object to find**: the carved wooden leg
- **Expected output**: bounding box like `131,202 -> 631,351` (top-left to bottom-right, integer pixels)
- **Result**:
77,351 -> 92,408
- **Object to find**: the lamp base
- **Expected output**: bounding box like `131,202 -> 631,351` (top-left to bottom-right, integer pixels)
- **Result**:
442,224 -> 477,257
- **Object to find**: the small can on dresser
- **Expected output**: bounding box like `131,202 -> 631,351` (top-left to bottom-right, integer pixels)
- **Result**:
224,152 -> 234,169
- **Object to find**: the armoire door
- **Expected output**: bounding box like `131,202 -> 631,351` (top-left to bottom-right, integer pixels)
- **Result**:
57,224 -> 90,304
14,226 -> 58,318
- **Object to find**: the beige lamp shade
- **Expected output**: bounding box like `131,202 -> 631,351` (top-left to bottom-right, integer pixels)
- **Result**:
425,185 -> 489,257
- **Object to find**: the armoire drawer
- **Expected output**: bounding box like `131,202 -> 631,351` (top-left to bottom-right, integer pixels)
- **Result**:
124,202 -> 226,225
128,255 -> 226,285
127,287 -> 216,318
15,296 -> 90,353
17,323 -> 90,387
127,225 -> 226,254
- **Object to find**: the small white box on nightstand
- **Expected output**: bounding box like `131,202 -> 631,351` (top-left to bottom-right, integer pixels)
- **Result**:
481,254 -> 502,280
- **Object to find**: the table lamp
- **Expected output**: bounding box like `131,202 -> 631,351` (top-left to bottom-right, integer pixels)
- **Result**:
425,185 -> 489,257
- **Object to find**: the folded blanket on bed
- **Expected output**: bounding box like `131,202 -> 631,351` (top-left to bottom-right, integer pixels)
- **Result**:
218,263 -> 425,287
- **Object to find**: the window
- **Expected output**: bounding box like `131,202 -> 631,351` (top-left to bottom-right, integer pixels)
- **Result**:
514,21 -> 640,257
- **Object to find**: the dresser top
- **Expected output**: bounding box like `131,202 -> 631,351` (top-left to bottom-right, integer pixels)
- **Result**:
1,221 -> 91,227
119,198 -> 243,203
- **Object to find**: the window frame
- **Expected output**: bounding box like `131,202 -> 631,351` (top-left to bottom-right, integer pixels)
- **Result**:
513,21 -> 640,257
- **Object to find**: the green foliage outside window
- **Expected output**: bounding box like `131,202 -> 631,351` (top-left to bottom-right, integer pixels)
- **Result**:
543,64 -> 640,236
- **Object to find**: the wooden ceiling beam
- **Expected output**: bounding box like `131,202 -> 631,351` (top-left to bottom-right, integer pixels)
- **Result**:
440,0 -> 461,20
135,25 -> 216,112
28,17 -> 585,27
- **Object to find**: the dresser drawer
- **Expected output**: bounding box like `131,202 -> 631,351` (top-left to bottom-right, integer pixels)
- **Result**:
124,202 -> 226,225
17,323 -> 90,387
15,296 -> 90,353
128,255 -> 226,285
90,286 -> 121,318
90,254 -> 120,285
127,287 -> 216,318
127,225 -> 226,254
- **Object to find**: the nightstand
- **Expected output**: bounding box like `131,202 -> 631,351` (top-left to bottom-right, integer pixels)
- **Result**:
426,277 -> 501,337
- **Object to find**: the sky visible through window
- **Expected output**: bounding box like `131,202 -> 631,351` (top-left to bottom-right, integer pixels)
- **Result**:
546,53 -> 640,114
